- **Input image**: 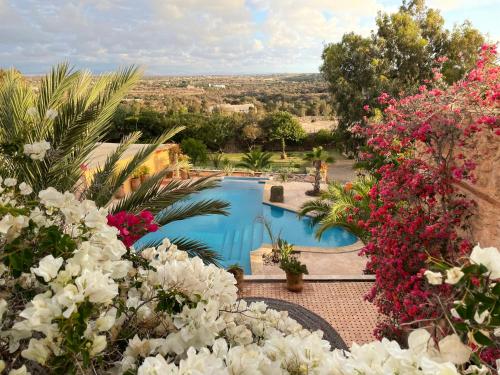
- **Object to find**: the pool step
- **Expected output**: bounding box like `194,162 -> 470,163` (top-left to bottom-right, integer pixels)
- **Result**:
218,221 -> 264,273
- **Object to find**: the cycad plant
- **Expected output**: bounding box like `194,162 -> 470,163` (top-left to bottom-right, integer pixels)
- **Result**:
299,175 -> 374,241
236,148 -> 273,172
0,64 -> 228,264
304,146 -> 334,196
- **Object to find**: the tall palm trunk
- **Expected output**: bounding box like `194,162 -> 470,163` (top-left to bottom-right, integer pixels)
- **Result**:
313,160 -> 322,195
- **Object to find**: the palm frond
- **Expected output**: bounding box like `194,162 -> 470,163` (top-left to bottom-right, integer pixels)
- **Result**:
134,236 -> 221,266
101,126 -> 184,205
155,199 -> 229,226
298,176 -> 374,240
110,174 -> 221,215
86,132 -> 142,206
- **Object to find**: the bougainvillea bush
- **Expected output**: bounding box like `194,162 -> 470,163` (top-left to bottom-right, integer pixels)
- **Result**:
357,45 -> 499,359
0,176 -> 483,373
107,210 -> 158,249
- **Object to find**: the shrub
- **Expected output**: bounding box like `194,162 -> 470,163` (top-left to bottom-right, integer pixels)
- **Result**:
358,45 -> 499,345
181,138 -> 208,165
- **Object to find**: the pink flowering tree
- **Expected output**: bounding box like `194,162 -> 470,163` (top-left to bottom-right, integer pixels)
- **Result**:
357,45 -> 499,343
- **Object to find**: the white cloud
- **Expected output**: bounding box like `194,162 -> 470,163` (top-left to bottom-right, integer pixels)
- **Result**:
0,0 -> 496,74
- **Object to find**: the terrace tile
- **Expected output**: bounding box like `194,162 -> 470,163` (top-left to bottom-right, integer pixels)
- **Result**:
240,281 -> 379,346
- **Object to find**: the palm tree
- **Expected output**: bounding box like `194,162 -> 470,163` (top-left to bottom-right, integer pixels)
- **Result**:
299,176 -> 374,241
236,148 -> 273,172
304,146 -> 334,196
0,64 -> 228,264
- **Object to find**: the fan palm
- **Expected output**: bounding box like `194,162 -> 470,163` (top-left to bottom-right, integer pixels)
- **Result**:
298,175 -> 374,241
0,64 -> 228,264
304,146 -> 334,196
236,148 -> 273,172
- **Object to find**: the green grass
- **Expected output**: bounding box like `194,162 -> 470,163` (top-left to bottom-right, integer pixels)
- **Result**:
194,149 -> 344,171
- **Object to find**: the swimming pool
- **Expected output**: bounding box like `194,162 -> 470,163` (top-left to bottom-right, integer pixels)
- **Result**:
140,178 -> 357,273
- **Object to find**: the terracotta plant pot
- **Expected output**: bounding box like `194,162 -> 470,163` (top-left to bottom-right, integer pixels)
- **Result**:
228,268 -> 244,292
285,272 -> 304,292
140,174 -> 150,183
113,185 -> 126,199
130,177 -> 141,191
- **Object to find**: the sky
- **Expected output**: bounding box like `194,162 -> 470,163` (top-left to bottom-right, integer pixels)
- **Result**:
0,0 -> 499,75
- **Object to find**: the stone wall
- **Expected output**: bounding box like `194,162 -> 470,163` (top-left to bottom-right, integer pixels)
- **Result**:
458,130 -> 500,247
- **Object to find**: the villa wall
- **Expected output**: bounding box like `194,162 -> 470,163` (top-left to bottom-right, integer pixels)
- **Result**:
85,143 -> 180,195
457,130 -> 500,247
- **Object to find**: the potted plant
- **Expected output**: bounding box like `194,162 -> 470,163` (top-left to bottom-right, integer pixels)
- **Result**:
279,256 -> 308,292
227,264 -> 244,291
114,184 -> 126,199
276,240 -> 308,292
140,165 -> 151,183
130,168 -> 143,191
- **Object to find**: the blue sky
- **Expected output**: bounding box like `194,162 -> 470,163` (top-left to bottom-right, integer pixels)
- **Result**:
0,0 -> 498,75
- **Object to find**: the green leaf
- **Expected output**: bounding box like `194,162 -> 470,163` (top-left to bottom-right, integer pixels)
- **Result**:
473,330 -> 493,346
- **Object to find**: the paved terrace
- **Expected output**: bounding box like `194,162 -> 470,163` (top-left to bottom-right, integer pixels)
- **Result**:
240,280 -> 379,346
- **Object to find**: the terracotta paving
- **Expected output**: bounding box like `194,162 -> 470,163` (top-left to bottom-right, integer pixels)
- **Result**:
240,281 -> 379,347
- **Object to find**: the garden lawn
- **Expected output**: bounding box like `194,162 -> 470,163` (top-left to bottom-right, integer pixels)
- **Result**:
197,149 -> 344,170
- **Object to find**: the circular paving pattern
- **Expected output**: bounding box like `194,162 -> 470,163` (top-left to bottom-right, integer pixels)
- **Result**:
242,296 -> 348,350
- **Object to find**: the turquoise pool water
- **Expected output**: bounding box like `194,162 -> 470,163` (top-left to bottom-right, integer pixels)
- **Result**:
140,178 -> 357,273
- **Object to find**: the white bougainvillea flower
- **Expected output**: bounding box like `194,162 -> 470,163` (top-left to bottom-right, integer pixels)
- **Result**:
445,267 -> 464,285
473,309 -> 490,324
408,329 -> 433,356
0,299 -> 7,323
75,270 -> 118,304
424,270 -> 443,285
23,141 -> 51,161
8,365 -> 30,375
437,334 -> 472,364
470,244 -> 500,279
95,308 -> 117,332
32,255 -> 64,282
4,177 -> 17,187
38,187 -> 65,208
138,355 -> 176,375
89,335 -> 107,356
464,364 -> 490,374
44,109 -> 58,120
21,338 -> 51,365
18,182 -> 33,196
0,214 -> 29,241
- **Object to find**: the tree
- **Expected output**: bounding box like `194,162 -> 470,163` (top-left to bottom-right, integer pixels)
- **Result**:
261,111 -> 305,159
241,123 -> 262,148
0,64 -> 228,264
236,148 -> 273,172
181,138 -> 208,165
303,146 -> 334,196
321,0 -> 485,154
200,114 -> 235,151
321,33 -> 386,154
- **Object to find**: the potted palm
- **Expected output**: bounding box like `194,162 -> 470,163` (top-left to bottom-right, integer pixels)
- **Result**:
227,264 -> 244,291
